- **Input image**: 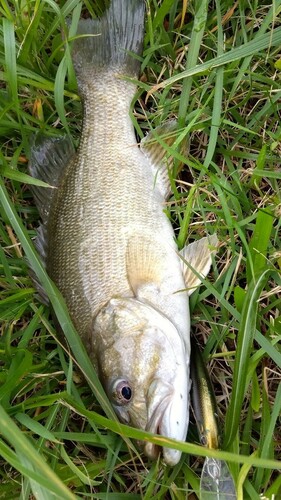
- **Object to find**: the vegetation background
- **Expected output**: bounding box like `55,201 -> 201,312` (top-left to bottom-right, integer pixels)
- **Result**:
0,0 -> 280,498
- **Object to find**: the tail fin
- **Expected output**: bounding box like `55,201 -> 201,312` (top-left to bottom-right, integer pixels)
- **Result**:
71,0 -> 145,80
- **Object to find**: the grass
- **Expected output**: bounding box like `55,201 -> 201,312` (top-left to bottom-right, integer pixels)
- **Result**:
0,0 -> 281,498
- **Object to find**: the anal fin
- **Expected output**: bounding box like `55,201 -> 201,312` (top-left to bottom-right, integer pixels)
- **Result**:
180,234 -> 218,296
140,120 -> 187,199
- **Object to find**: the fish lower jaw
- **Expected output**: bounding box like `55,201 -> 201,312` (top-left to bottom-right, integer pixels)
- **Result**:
163,447 -> 182,466
143,441 -> 182,466
143,409 -> 185,466
142,384 -> 188,465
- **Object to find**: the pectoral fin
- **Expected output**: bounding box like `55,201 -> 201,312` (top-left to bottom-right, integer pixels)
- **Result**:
180,234 -> 218,296
126,234 -> 166,295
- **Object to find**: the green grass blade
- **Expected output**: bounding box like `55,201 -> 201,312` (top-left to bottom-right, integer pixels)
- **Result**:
1,165 -> 55,188
60,393 -> 281,470
224,269 -> 272,448
3,18 -> 18,107
203,0 -> 224,168
0,405 -> 76,499
151,26 -> 281,90
54,55 -> 71,132
0,349 -> 33,406
178,0 -> 208,127
254,383 -> 281,490
246,209 -> 274,282
15,413 -> 61,444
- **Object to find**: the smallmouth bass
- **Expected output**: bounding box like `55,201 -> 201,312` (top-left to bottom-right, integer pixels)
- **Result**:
29,0 -> 217,465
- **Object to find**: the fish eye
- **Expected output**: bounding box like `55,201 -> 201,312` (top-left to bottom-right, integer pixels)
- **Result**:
111,379 -> 133,405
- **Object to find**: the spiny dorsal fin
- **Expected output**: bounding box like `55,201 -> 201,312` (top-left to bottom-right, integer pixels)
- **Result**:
141,120 -> 186,199
29,134 -> 74,223
179,234 -> 218,296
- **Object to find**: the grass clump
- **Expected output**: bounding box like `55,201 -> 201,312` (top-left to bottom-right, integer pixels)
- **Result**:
0,0 -> 281,498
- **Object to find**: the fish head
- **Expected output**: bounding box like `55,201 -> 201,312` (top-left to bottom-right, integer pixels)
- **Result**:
92,297 -> 190,466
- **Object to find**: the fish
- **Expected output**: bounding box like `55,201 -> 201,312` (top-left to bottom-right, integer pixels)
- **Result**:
190,339 -> 237,498
29,0 -> 217,466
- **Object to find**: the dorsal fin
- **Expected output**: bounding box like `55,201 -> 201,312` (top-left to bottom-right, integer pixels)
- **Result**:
28,134 -> 75,223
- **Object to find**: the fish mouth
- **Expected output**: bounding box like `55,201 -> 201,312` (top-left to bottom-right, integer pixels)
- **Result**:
144,380 -> 188,466
144,394 -> 170,462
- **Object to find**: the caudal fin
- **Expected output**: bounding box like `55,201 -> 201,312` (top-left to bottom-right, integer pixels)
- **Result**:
71,0 -> 145,81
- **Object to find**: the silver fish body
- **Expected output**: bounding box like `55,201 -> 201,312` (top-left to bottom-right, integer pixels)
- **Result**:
29,0 -> 217,466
